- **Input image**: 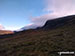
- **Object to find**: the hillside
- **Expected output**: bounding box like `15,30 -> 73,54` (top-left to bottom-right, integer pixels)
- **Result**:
42,15 -> 75,29
0,30 -> 14,35
0,15 -> 75,56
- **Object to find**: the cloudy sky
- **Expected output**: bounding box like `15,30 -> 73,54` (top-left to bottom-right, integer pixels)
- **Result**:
0,0 -> 75,30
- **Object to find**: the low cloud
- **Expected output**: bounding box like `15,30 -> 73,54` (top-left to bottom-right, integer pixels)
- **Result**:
31,13 -> 59,26
30,0 -> 75,27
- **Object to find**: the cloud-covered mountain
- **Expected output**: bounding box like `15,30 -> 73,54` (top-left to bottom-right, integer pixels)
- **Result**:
0,15 -> 75,56
21,25 -> 38,30
20,24 -> 43,31
19,15 -> 75,31
29,0 -> 75,27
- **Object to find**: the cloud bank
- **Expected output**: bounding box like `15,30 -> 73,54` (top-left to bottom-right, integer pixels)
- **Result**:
30,0 -> 75,27
45,0 -> 75,16
31,13 -> 58,26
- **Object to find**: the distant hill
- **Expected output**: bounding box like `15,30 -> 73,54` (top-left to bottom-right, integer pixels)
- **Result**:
0,15 -> 75,56
0,30 -> 14,35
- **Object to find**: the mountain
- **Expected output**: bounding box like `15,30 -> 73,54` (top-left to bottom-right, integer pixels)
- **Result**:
0,30 -> 14,35
42,15 -> 75,29
0,15 -> 75,56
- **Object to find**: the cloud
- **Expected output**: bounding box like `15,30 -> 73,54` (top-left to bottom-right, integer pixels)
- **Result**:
0,24 -> 5,30
4,26 -> 21,31
45,0 -> 75,16
21,23 -> 38,30
30,0 -> 75,27
0,24 -> 17,31
31,13 -> 59,26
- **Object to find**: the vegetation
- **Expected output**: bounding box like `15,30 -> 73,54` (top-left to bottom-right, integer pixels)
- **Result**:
0,15 -> 75,56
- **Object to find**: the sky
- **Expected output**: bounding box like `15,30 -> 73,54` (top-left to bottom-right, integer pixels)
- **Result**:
0,0 -> 75,30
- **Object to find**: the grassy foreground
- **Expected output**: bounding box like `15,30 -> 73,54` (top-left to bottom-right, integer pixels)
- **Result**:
0,23 -> 75,56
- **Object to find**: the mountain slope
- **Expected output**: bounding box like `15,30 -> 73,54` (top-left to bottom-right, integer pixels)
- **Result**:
42,15 -> 75,29
0,15 -> 75,56
0,30 -> 14,35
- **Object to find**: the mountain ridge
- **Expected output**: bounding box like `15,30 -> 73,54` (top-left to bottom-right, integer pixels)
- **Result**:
42,15 -> 75,29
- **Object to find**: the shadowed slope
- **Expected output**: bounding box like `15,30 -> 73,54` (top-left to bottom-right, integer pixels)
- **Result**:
42,15 -> 75,29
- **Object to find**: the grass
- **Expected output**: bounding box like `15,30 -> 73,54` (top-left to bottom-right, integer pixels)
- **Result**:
0,21 -> 75,56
